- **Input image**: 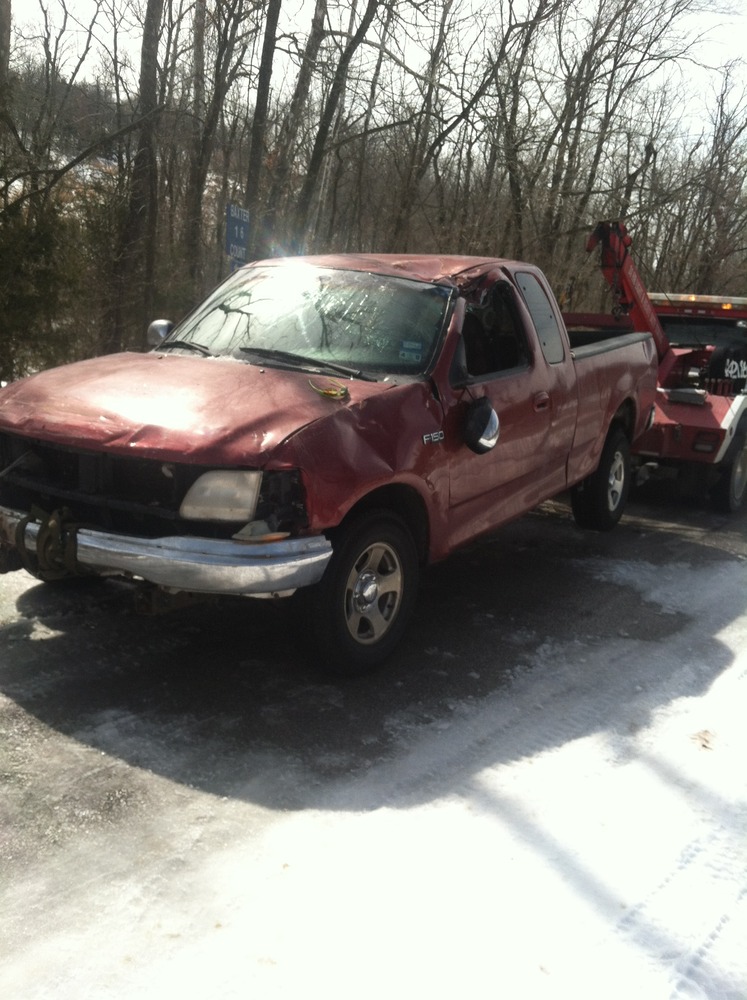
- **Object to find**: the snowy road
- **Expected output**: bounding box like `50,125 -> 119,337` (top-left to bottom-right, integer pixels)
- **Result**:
1,483 -> 746,999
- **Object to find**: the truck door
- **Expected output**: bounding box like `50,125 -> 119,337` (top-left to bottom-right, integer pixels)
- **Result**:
447,272 -> 578,525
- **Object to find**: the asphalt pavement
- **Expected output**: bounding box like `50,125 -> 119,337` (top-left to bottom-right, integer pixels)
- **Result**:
1,477 -> 745,998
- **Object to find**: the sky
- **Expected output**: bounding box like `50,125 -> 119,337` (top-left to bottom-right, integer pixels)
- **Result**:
11,0 -> 747,81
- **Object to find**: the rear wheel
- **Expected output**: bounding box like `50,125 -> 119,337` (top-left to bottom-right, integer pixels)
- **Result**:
305,510 -> 419,675
713,435 -> 747,512
571,427 -> 631,531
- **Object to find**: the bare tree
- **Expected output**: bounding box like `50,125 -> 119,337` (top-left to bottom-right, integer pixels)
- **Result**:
103,0 -> 164,353
3,0 -> 747,374
183,0 -> 253,296
0,0 -> 108,381
244,0 -> 282,257
642,68 -> 747,294
0,0 -> 10,104
263,0 -> 327,254
387,0 -> 455,250
292,0 -> 382,247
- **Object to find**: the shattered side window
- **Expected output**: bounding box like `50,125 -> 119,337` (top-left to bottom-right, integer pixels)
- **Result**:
164,264 -> 453,375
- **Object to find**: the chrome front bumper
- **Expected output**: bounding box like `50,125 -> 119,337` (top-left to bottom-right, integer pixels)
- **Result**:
0,505 -> 332,597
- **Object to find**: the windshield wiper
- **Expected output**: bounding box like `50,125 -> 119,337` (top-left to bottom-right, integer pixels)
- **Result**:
238,347 -> 377,381
312,358 -> 378,381
157,339 -> 214,357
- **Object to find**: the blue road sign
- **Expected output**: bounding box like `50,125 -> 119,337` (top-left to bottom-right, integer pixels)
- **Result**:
226,203 -> 250,267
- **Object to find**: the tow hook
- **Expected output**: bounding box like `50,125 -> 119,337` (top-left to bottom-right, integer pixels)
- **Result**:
15,506 -> 83,581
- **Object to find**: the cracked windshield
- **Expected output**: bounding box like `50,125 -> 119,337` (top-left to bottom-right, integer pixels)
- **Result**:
166,264 -> 452,375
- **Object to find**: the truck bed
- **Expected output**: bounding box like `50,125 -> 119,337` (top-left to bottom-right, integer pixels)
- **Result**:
562,312 -> 636,351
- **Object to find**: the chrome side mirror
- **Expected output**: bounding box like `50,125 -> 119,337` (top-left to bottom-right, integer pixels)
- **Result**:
464,397 -> 500,454
147,319 -> 174,346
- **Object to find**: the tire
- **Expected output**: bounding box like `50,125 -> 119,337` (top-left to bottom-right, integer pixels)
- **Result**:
712,435 -> 747,513
571,427 -> 631,531
304,510 -> 419,675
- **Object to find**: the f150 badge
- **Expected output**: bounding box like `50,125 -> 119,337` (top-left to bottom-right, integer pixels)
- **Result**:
423,430 -> 445,444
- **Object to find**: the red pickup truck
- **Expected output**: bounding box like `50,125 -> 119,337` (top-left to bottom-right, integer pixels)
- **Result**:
0,253 -> 657,672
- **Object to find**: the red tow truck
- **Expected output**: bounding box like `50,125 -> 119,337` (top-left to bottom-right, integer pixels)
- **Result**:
582,221 -> 747,512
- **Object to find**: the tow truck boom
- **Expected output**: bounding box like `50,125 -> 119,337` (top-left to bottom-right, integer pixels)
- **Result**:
586,221 -> 671,361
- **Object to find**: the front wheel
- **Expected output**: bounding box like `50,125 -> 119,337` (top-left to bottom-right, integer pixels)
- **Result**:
304,511 -> 419,675
571,427 -> 631,531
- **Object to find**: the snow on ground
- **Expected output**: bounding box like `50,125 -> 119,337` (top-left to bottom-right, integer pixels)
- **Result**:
1,551 -> 746,999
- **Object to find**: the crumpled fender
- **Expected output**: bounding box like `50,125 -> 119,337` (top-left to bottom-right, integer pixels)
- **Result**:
274,379 -> 449,531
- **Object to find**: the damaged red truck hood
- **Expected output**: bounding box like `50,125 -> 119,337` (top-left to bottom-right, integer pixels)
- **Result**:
0,352 -> 389,465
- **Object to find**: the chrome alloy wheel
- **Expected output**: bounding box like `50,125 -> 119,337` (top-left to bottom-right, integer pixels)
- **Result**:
344,541 -> 403,644
607,447 -> 626,512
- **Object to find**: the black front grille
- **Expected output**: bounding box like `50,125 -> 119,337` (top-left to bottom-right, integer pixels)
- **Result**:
0,432 -> 307,538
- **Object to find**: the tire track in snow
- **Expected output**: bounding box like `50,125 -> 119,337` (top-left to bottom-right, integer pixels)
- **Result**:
612,825 -> 747,999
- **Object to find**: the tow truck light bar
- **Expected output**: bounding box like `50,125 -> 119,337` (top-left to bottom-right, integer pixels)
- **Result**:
649,292 -> 747,311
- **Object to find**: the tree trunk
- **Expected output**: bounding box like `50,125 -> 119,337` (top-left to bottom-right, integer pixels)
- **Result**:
0,0 -> 10,102
292,0 -> 381,248
181,0 -> 249,298
103,0 -> 164,354
0,0 -> 11,174
183,0 -> 206,292
264,0 -> 327,255
245,0 -> 283,258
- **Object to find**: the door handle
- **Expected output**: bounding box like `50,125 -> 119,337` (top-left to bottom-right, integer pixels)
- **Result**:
533,392 -> 550,411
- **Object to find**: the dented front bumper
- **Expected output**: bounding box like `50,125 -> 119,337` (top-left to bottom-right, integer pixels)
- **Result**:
0,504 -> 332,597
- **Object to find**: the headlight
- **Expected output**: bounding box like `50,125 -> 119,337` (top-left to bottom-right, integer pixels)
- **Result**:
180,470 -> 262,521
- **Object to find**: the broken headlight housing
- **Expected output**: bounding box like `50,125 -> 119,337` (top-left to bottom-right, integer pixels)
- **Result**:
179,470 -> 263,521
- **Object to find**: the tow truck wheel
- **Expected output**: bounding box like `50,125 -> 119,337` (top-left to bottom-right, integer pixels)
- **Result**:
713,435 -> 747,513
306,510 -> 419,675
571,427 -> 631,531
